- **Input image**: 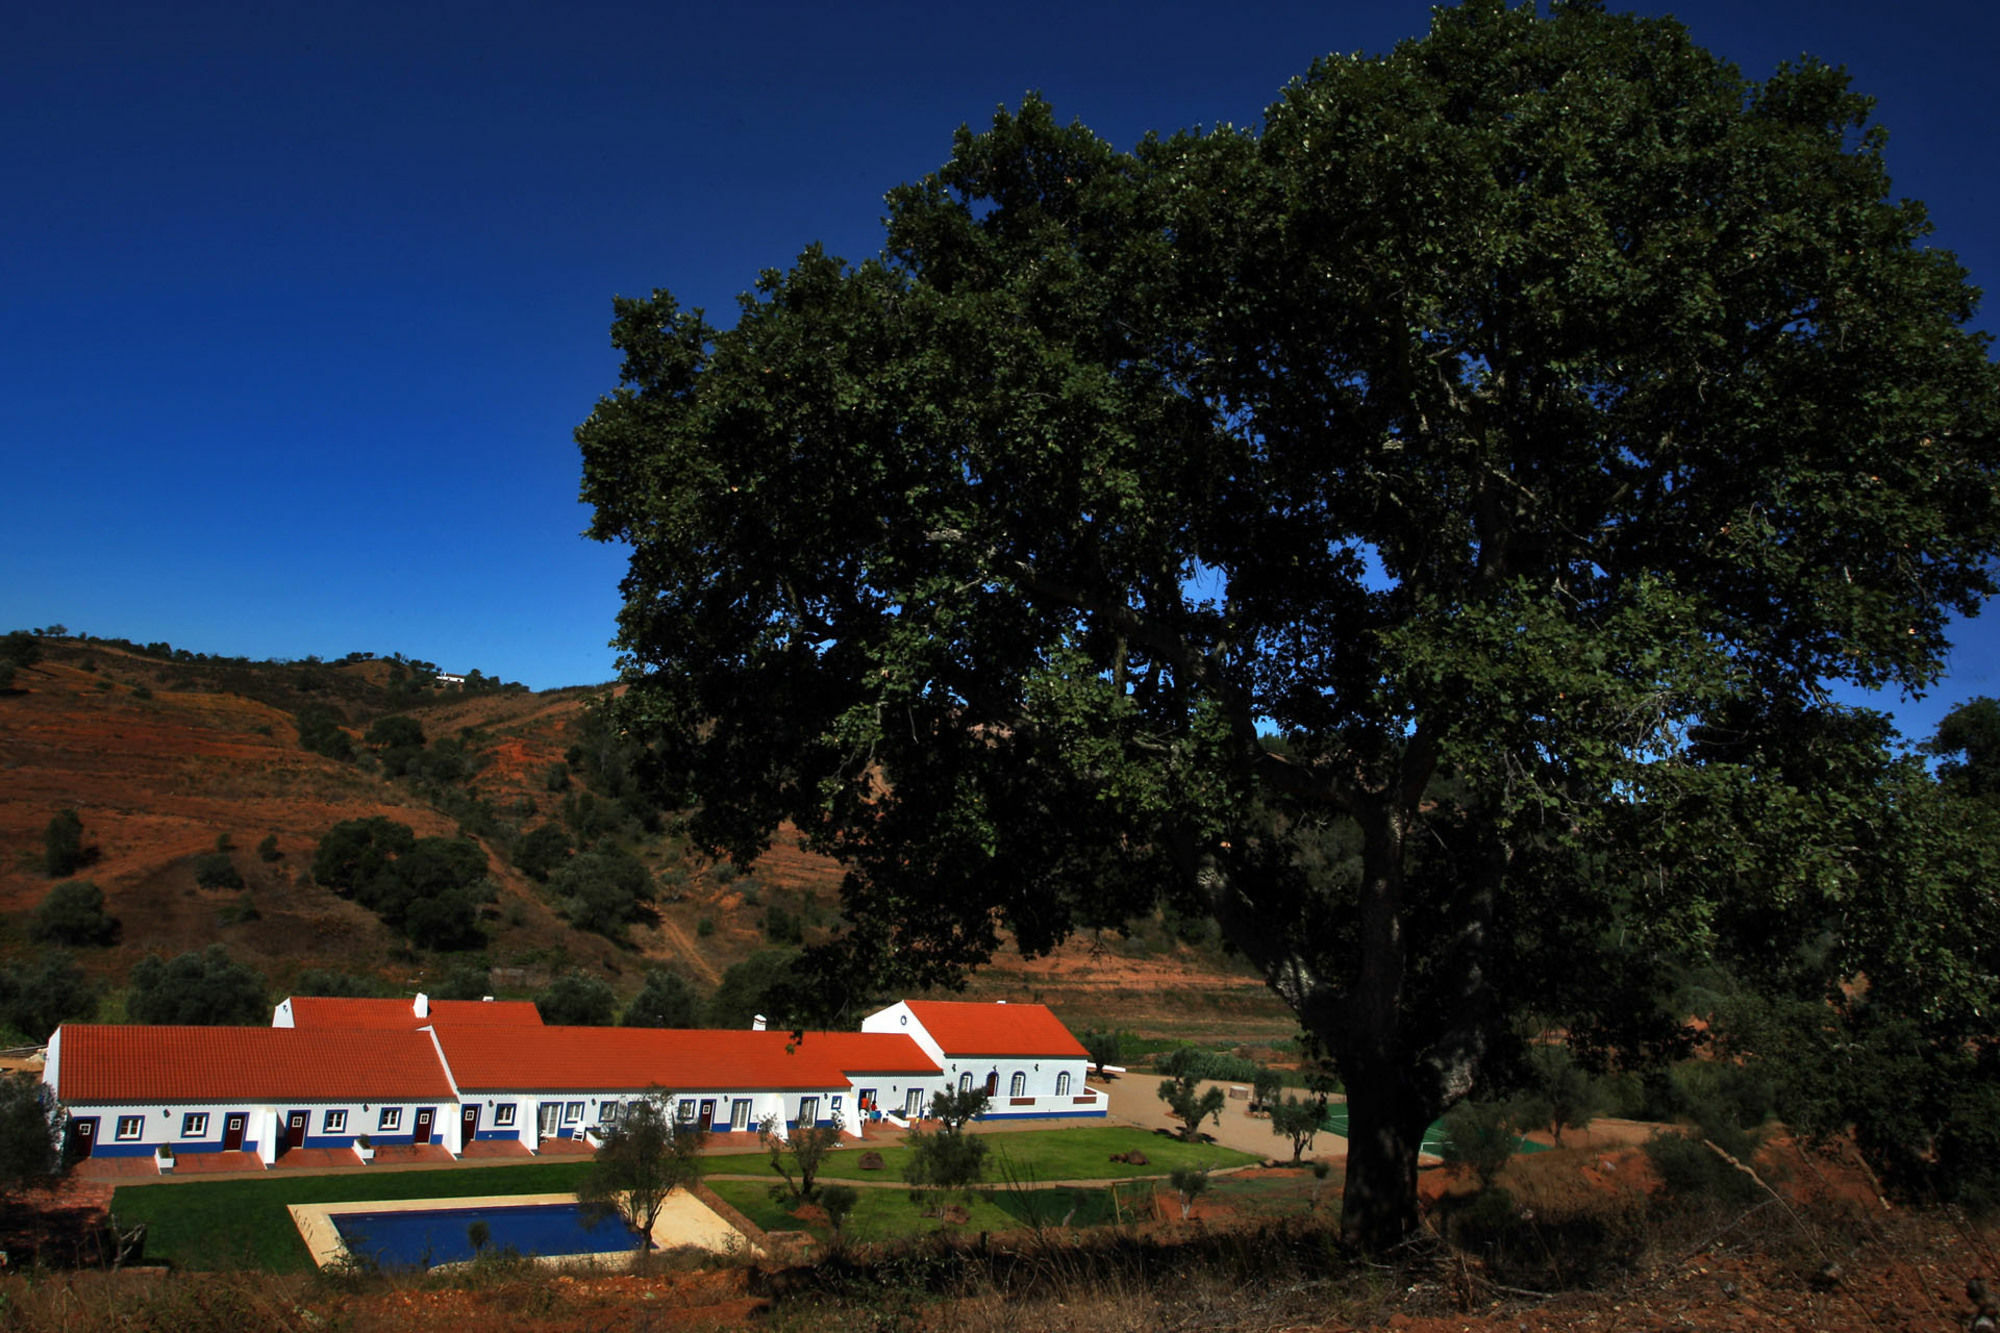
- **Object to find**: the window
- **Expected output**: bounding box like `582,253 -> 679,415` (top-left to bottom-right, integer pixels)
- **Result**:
1056,1071 -> 1071,1096
493,1104 -> 516,1128
797,1096 -> 819,1124
378,1107 -> 403,1131
1009,1072 -> 1027,1097
116,1116 -> 144,1140
830,1095 -> 843,1118
958,1072 -> 974,1093
563,1101 -> 584,1124
181,1112 -> 208,1138
730,1099 -> 752,1130
602,1102 -> 623,1124
323,1110 -> 348,1134
678,1100 -> 697,1123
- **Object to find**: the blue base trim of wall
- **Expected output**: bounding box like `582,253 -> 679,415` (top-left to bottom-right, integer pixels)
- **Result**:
975,1109 -> 1109,1121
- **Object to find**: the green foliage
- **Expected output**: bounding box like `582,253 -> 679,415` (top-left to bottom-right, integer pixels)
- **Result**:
311,817 -> 492,950
0,952 -> 97,1041
0,1073 -> 64,1193
1440,1099 -> 1519,1190
43,808 -> 88,878
580,2 -> 2000,1247
293,703 -> 354,761
761,1115 -> 840,1201
1080,1029 -> 1122,1073
1168,1164 -> 1209,1219
1157,1073 -> 1226,1142
548,845 -> 653,941
707,950 -> 800,1029
622,969 -> 702,1028
430,961 -> 494,1002
1157,1047 -> 1262,1083
1929,697 -> 2000,802
929,1085 -> 989,1133
1,630 -> 42,669
536,970 -> 616,1026
1269,1093 -> 1326,1164
192,851 -> 244,890
129,945 -> 267,1026
30,880 -> 118,947
575,1094 -> 705,1262
1251,1067 -> 1283,1110
903,1090 -> 991,1203
365,715 -> 425,750
291,968 -> 387,997
257,833 -> 282,861
818,1182 -> 859,1234
1517,1045 -> 1597,1148
762,902 -> 803,945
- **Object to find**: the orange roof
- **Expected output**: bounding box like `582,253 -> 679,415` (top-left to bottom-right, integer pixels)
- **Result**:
903,1001 -> 1088,1058
788,1031 -> 939,1075
284,996 -> 544,1029
434,1027 -> 861,1093
55,1025 -> 455,1104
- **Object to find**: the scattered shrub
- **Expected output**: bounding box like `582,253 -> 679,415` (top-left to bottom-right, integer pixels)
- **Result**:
30,881 -> 118,947
193,852 -> 244,890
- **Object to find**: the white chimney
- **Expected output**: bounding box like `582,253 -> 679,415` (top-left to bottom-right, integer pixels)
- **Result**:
414,992 -> 430,1018
752,1013 -> 767,1031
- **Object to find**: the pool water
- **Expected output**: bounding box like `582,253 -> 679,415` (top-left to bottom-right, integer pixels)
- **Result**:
332,1202 -> 645,1268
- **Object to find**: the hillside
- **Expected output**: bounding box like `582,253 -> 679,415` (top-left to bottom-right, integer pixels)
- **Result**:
0,635 -> 1288,1040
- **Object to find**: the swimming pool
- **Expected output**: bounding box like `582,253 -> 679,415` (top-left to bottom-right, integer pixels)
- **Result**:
289,1191 -> 751,1270
332,1201 -> 643,1268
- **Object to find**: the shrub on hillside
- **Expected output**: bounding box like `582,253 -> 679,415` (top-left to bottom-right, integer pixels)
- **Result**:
311,818 -> 493,950
42,809 -> 90,878
623,970 -> 702,1028
192,852 -> 243,890
536,971 -> 616,1026
129,945 -> 267,1026
0,953 -> 97,1041
29,881 -> 118,947
548,846 -> 653,942
293,703 -> 354,761
510,823 -> 571,882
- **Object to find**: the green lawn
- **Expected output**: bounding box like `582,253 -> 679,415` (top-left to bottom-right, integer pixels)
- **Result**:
706,1178 -> 1127,1244
112,1127 -> 1254,1273
110,1162 -> 594,1273
761,1126 -> 1257,1185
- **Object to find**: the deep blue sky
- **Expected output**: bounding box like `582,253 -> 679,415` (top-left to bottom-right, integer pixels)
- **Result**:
4,1 -> 1994,744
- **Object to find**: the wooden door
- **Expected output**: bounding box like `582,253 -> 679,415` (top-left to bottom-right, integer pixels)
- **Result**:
222,1113 -> 246,1151
460,1105 -> 480,1143
413,1107 -> 434,1144
67,1116 -> 97,1159
283,1110 -> 308,1151
697,1099 -> 715,1132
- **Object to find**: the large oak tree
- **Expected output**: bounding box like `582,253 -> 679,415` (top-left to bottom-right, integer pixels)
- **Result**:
579,1 -> 2000,1245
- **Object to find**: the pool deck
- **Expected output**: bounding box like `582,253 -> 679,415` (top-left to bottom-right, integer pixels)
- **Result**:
289,1189 -> 750,1269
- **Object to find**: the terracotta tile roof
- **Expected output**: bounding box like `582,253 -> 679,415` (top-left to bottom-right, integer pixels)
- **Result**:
788,1031 -> 940,1075
903,1001 -> 1089,1059
54,1025 -> 455,1104
434,1027 -> 861,1093
283,997 -> 544,1029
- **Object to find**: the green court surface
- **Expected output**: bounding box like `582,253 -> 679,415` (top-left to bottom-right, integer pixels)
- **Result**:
1319,1105 -> 1549,1157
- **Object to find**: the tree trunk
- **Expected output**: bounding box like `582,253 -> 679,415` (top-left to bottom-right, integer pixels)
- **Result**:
1338,1056 -> 1430,1248
1339,799 -> 1426,1248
